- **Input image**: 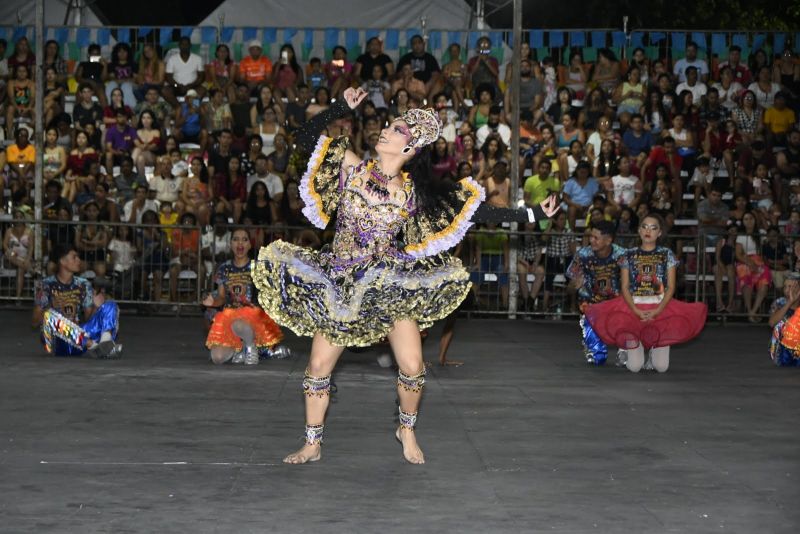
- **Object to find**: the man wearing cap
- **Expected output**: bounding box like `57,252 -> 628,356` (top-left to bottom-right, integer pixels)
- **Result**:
238,40 -> 273,94
163,36 -> 205,107
562,161 -> 599,229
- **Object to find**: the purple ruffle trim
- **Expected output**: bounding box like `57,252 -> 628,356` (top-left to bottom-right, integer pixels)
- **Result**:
300,136 -> 334,229
404,177 -> 486,259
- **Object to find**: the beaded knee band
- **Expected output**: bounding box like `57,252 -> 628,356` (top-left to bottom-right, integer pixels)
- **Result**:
398,408 -> 418,431
397,368 -> 426,393
304,423 -> 324,445
303,369 -> 331,397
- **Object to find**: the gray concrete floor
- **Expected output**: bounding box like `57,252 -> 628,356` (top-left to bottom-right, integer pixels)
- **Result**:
0,309 -> 798,534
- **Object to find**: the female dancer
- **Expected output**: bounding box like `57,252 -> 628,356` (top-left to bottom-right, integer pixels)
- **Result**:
768,273 -> 800,367
203,228 -> 285,365
586,214 -> 707,373
253,88 -> 558,464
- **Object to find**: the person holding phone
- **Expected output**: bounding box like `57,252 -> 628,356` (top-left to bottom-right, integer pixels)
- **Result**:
324,46 -> 353,98
272,44 -> 303,102
75,43 -> 108,107
467,36 -> 499,95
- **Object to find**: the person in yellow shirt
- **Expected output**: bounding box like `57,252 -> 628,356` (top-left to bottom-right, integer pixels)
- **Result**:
523,159 -> 560,229
5,128 -> 35,193
764,92 -> 796,147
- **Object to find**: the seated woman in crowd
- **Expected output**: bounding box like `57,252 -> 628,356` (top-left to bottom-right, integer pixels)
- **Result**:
590,48 -> 621,96
105,42 -> 137,108
135,43 -> 165,101
561,51 -> 587,99
203,228 -> 286,365
325,46 -> 353,98
587,213 -> 707,373
732,90 -> 764,143
102,87 -> 132,129
43,127 -> 67,182
305,86 -> 331,120
612,65 -> 646,128
3,205 -> 34,299
250,85 -> 284,131
273,44 -> 304,102
441,43 -> 467,113
43,66 -> 66,128
214,156 -> 247,223
181,156 -> 211,226
477,135 -> 506,182
132,110 -> 161,177
388,88 -> 410,121
468,83 -> 497,129
641,90 -> 667,135
206,44 -> 238,104
65,131 -> 99,204
735,211 -> 772,323
581,87 -> 612,132
5,64 -> 34,138
257,107 -> 286,156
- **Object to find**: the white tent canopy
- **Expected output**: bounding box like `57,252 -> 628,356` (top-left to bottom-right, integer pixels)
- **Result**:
199,0 -> 473,29
0,0 -> 103,27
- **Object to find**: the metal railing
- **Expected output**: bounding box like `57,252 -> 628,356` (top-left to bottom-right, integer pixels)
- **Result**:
1,218 -> 793,321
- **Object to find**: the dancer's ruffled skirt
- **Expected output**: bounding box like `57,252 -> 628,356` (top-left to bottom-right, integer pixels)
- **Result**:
586,296 -> 707,349
771,313 -> 800,366
252,240 -> 471,347
205,307 -> 284,351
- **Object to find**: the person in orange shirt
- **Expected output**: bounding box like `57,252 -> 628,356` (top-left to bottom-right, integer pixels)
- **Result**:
5,127 -> 35,194
764,92 -> 796,147
238,40 -> 273,94
169,211 -> 204,302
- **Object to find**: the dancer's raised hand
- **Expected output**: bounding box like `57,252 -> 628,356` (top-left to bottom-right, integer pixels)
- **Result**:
342,87 -> 368,109
539,194 -> 561,218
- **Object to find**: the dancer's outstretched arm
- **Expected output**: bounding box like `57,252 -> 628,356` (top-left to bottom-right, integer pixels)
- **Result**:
472,194 -> 560,224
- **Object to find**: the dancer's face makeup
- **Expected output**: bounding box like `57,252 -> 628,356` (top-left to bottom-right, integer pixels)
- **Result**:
377,120 -> 412,155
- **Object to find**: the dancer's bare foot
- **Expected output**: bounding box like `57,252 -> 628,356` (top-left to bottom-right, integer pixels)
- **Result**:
395,427 -> 425,464
439,358 -> 463,366
283,443 -> 321,464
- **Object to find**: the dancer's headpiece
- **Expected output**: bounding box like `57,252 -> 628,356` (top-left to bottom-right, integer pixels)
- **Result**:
400,108 -> 442,150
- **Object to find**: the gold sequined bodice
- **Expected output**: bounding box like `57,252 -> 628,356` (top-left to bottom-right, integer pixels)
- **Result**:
330,161 -> 414,265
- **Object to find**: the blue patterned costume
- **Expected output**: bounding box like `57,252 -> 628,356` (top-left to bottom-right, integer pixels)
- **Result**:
566,244 -> 625,364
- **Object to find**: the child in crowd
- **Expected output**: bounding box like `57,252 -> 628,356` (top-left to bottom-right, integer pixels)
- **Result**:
688,156 -> 714,202
307,58 -> 326,89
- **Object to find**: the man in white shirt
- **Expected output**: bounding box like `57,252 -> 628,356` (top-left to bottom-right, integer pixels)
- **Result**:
247,155 -> 284,207
675,66 -> 708,105
162,36 -> 205,107
673,42 -> 709,83
123,186 -> 159,223
476,105 -> 512,149
149,156 -> 185,208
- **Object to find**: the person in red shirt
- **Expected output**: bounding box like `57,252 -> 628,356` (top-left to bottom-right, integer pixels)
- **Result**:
238,40 -> 273,94
640,137 -> 683,212
214,155 -> 247,223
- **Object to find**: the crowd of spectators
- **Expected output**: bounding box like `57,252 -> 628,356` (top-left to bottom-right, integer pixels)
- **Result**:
0,32 -> 799,316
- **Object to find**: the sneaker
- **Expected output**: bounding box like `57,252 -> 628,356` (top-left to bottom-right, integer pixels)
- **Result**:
268,346 -> 292,359
230,350 -> 246,364
244,347 -> 259,365
87,340 -> 118,359
616,349 -> 628,367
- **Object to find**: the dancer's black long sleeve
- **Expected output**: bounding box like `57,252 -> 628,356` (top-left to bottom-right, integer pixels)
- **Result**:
295,99 -> 352,152
472,203 -> 547,224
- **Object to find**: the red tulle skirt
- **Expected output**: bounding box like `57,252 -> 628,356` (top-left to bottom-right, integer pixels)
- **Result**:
585,296 -> 707,349
206,307 -> 284,350
777,311 -> 800,351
